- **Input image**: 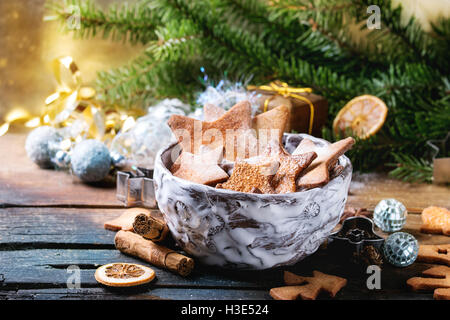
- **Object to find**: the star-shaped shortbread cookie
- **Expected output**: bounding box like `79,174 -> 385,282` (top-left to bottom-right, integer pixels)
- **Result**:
216,159 -> 278,194
262,141 -> 317,193
169,101 -> 257,161
293,137 -> 355,189
171,146 -> 228,185
202,104 -> 289,149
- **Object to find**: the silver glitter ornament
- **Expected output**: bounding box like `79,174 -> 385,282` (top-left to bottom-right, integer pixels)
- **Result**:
25,126 -> 62,168
110,151 -> 126,168
110,99 -> 188,169
71,139 -> 111,182
53,150 -> 71,169
373,198 -> 407,232
383,232 -> 418,267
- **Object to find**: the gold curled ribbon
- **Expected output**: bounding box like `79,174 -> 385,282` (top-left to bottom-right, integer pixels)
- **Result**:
51,56 -> 81,92
42,56 -> 107,142
248,80 -> 315,134
0,108 -> 40,137
43,56 -> 137,144
0,56 -> 142,140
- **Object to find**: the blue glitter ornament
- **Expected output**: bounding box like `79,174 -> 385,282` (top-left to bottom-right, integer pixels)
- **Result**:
71,139 -> 111,182
25,126 -> 62,168
53,150 -> 71,169
373,198 -> 407,232
383,232 -> 418,267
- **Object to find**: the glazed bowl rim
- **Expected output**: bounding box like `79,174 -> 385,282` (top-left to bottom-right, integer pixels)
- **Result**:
155,133 -> 352,198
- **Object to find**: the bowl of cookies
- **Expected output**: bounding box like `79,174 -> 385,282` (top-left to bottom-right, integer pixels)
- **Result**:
154,101 -> 354,269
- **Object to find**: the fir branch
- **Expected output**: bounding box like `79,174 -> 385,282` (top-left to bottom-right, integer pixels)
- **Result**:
95,51 -> 159,105
45,0 -> 449,179
45,0 -> 160,44
170,0 -> 360,101
267,0 -> 395,69
387,153 -> 433,183
357,0 -> 450,72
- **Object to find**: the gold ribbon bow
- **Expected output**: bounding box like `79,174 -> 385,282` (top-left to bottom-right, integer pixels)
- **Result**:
45,57 -> 144,143
43,56 -> 106,142
248,80 -> 315,134
0,56 -> 142,140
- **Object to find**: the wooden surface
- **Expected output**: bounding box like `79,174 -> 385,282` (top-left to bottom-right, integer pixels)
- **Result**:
0,132 -> 449,300
0,133 -> 120,208
2,133 -> 449,210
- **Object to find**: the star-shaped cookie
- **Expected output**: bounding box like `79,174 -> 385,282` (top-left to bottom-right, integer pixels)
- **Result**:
253,105 -> 289,145
202,103 -> 289,149
203,103 -> 225,121
262,141 -> 317,193
270,270 -> 347,300
293,137 -> 355,189
407,266 -> 450,300
216,159 -> 278,194
171,146 -> 229,185
168,101 -> 257,161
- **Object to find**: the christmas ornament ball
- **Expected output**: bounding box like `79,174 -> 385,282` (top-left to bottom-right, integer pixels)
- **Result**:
110,151 -> 126,168
373,198 -> 407,232
71,139 -> 111,182
25,126 -> 62,168
383,232 -> 418,267
53,150 -> 71,169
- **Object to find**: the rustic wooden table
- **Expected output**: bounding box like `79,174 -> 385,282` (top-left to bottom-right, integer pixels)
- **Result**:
1,133 -> 449,300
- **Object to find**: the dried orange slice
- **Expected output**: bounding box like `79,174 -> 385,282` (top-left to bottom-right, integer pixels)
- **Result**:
95,263 -> 155,287
333,95 -> 388,139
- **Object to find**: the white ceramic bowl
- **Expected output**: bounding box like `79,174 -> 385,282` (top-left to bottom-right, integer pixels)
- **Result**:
154,133 -> 352,270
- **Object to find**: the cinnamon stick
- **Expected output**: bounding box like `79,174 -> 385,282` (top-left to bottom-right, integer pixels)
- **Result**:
104,208 -> 149,231
132,211 -> 169,242
115,230 -> 194,277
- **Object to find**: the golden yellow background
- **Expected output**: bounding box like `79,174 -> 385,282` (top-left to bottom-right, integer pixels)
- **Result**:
0,0 -> 142,122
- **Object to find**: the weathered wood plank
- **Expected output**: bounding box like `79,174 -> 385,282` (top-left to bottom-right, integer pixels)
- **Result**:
1,133 -> 449,210
0,207 -> 447,296
0,258 -> 438,301
0,286 -> 433,300
0,249 -> 281,289
0,287 -> 271,300
348,173 -> 450,212
0,245 -> 443,300
0,207 -> 120,245
1,207 -> 448,246
376,214 -> 450,244
0,133 -> 120,207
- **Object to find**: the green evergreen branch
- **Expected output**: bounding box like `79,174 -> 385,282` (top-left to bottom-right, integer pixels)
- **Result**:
45,0 -> 449,181
387,153 -> 433,183
357,0 -> 450,72
45,0 -> 160,44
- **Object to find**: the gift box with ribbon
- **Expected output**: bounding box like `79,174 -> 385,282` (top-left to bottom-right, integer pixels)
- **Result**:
248,81 -> 328,136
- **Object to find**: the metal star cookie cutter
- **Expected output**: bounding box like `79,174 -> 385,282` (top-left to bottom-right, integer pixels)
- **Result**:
329,216 -> 384,254
116,166 -> 157,208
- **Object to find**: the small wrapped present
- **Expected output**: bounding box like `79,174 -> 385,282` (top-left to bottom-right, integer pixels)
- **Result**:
248,81 -> 328,136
